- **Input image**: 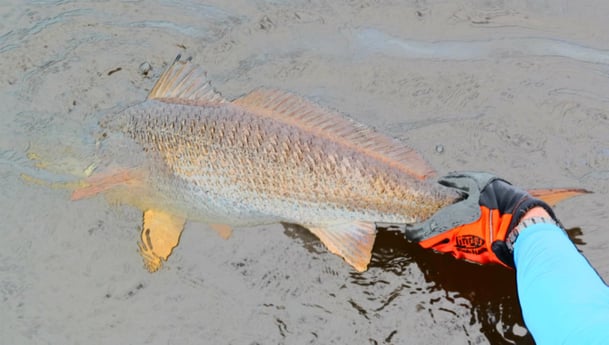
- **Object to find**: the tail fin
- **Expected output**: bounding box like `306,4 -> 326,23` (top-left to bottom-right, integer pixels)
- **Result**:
527,188 -> 591,207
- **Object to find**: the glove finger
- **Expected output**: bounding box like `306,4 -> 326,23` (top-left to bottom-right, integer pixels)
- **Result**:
440,171 -> 499,190
403,200 -> 482,242
405,172 -> 502,243
438,175 -> 475,193
403,223 -> 426,242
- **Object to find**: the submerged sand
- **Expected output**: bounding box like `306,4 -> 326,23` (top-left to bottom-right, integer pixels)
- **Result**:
1,1 -> 608,344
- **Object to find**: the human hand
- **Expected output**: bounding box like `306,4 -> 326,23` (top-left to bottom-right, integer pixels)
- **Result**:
403,172 -> 559,268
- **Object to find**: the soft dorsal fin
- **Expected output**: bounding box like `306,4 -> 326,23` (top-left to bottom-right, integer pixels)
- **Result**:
233,88 -> 436,179
148,55 -> 227,105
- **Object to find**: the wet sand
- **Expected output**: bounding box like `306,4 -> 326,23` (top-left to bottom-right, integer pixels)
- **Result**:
1,1 -> 608,344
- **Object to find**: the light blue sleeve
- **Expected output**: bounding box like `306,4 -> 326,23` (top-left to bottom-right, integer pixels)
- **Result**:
514,223 -> 609,344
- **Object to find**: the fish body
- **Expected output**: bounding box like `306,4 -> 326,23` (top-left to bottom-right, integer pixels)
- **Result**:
81,56 -> 459,272
105,100 -> 456,225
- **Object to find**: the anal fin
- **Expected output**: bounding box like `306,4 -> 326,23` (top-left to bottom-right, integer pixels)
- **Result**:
138,210 -> 186,273
307,221 -> 377,272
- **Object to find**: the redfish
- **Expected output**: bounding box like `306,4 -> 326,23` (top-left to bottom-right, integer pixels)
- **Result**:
71,56 -> 578,272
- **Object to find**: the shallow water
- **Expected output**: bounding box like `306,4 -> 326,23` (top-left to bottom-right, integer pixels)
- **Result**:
1,1 -> 609,344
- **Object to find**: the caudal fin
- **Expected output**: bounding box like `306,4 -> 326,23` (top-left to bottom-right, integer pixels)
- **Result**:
527,188 -> 591,207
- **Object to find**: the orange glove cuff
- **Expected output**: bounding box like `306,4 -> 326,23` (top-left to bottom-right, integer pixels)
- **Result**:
418,207 -> 513,267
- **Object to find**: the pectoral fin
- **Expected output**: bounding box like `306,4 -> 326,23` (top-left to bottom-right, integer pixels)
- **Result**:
71,169 -> 143,200
308,221 -> 377,272
138,210 -> 186,273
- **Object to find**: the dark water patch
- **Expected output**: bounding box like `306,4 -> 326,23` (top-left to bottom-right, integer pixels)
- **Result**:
282,222 -> 329,255
370,229 -> 532,344
281,223 -> 532,343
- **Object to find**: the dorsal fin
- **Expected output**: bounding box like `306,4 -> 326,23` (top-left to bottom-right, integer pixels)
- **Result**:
233,88 -> 436,179
148,55 -> 227,105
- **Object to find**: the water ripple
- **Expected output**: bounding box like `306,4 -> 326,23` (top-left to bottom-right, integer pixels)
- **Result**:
124,20 -> 216,38
356,28 -> 609,65
0,8 -> 93,53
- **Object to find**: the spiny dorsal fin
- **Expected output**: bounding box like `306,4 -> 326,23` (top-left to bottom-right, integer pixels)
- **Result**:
148,55 -> 227,105
308,221 -> 377,272
233,88 -> 436,179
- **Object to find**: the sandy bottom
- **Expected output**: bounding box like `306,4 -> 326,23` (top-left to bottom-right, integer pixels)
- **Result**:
1,1 -> 608,344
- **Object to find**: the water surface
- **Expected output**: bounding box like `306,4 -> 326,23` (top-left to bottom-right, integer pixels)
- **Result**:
1,1 -> 608,344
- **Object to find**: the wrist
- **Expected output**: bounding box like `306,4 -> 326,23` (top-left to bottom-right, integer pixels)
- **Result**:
519,207 -> 552,224
506,207 -> 562,254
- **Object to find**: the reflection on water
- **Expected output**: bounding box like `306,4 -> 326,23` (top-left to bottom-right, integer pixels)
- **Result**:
284,224 -> 532,343
373,230 -> 529,344
356,28 -> 609,65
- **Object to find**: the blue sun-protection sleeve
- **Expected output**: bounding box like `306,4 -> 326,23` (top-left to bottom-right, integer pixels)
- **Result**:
514,223 -> 609,345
